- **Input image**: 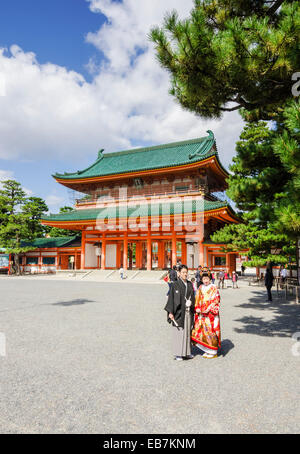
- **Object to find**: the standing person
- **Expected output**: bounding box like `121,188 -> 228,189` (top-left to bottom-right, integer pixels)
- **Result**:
195,266 -> 202,289
164,265 -> 195,361
119,266 -> 124,280
169,265 -> 178,283
241,264 -> 245,276
191,273 -> 221,359
224,270 -> 229,288
191,277 -> 197,295
265,262 -> 274,302
280,265 -> 287,287
218,270 -> 225,289
232,271 -> 239,288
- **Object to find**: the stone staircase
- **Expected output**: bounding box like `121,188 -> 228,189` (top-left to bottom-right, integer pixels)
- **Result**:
78,269 -> 167,283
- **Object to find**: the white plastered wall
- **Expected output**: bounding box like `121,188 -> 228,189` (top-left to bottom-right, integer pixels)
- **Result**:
85,243 -> 98,268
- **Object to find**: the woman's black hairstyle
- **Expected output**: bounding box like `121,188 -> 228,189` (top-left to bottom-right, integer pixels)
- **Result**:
202,272 -> 211,279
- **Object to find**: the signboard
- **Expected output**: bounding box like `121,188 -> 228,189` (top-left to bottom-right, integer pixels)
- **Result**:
0,254 -> 9,269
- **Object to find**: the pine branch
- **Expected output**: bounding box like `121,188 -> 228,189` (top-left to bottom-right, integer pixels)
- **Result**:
267,1 -> 285,16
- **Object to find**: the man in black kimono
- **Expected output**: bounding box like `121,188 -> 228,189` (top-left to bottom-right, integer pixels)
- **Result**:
265,262 -> 274,302
164,264 -> 195,361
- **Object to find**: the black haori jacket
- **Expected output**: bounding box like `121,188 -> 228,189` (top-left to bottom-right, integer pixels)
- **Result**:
164,279 -> 195,329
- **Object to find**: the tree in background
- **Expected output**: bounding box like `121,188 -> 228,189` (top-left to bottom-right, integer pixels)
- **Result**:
150,0 -> 300,268
46,206 -> 79,238
212,99 -> 299,265
150,0 -> 299,121
0,180 -> 49,274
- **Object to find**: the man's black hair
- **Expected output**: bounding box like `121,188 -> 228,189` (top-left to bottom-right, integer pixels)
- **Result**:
178,264 -> 188,272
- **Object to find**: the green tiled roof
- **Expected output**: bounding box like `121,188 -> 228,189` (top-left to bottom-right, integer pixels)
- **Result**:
54,131 -> 223,180
21,235 -> 80,248
42,200 -> 229,223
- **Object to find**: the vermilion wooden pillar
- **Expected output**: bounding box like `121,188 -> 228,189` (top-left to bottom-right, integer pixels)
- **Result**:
226,253 -> 230,273
171,231 -> 177,267
198,239 -> 204,267
182,241 -> 187,266
158,241 -> 164,269
123,235 -> 128,270
116,242 -> 121,268
147,236 -> 152,271
136,242 -> 142,269
101,238 -> 106,270
81,231 -> 86,269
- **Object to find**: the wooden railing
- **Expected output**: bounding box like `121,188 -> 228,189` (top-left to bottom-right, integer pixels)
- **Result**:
248,275 -> 299,304
75,188 -> 209,206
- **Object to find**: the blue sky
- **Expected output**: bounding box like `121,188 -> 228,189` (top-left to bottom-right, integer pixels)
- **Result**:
0,0 -> 108,208
0,0 -> 243,213
0,0 -> 105,81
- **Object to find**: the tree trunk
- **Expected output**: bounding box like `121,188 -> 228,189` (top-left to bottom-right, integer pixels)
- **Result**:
15,253 -> 21,276
297,237 -> 300,286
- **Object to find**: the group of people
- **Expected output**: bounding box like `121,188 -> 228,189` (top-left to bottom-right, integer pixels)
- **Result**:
166,265 -> 239,293
195,266 -> 239,289
164,264 -> 221,361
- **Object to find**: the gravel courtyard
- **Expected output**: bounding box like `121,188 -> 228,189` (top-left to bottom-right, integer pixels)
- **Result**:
0,276 -> 299,434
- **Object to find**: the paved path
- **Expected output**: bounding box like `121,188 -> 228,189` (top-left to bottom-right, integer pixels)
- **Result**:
0,277 -> 299,433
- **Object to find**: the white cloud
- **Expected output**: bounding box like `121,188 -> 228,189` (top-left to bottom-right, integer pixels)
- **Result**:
0,169 -> 14,181
45,194 -> 65,207
0,169 -> 35,195
23,187 -> 34,196
0,0 -> 244,167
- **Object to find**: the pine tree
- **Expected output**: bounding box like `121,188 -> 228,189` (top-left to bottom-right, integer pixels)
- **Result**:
150,1 -> 300,270
46,206 -> 79,238
212,100 -> 299,265
150,0 -> 300,121
0,180 -> 49,274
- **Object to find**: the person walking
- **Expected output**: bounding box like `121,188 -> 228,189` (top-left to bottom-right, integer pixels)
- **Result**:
280,265 -> 287,287
119,266 -> 124,280
232,271 -> 239,288
191,273 -> 221,359
195,266 -> 202,289
169,265 -> 178,283
265,262 -> 274,302
191,277 -> 197,295
165,266 -> 178,297
164,265 -> 195,361
218,270 -> 225,289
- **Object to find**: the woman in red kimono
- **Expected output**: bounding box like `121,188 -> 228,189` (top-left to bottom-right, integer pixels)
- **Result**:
191,272 -> 221,358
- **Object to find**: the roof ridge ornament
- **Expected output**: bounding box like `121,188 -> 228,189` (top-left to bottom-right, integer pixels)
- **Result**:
189,130 -> 215,160
97,149 -> 104,160
206,130 -> 214,140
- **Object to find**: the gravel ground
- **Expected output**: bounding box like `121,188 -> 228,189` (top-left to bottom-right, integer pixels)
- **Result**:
0,276 -> 299,434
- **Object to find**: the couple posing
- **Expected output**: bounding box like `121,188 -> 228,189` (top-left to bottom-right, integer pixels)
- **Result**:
164,264 -> 221,361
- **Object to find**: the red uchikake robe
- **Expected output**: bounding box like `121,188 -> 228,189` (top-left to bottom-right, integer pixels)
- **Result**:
191,284 -> 221,352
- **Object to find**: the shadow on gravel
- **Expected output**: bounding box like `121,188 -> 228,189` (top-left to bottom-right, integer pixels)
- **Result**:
234,290 -> 300,338
219,339 -> 235,357
52,299 -> 96,307
191,339 -> 234,358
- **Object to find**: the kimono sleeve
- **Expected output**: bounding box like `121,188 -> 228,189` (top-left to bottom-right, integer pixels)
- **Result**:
208,288 -> 220,315
164,283 -> 175,322
194,288 -> 201,310
190,282 -> 196,314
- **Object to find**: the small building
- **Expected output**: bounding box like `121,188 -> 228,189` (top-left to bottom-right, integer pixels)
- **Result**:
41,131 -> 241,273
0,248 -> 10,274
18,236 -> 81,273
